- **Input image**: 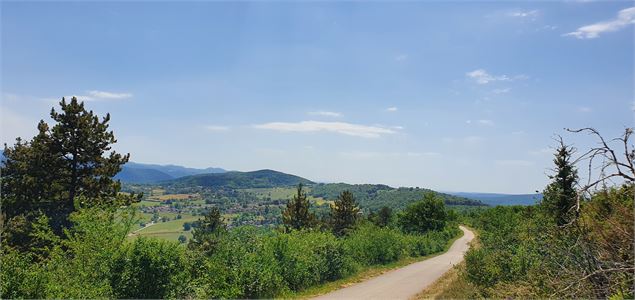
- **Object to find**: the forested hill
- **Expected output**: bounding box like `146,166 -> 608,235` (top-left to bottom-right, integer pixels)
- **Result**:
115,162 -> 226,184
310,183 -> 486,210
166,169 -> 315,189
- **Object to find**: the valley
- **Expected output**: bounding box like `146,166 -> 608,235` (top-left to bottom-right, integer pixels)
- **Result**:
121,168 -> 486,242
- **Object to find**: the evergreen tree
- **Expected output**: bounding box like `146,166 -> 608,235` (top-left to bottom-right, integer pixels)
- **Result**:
188,207 -> 226,253
2,97 -> 137,240
281,183 -> 315,231
541,140 -> 579,226
330,190 -> 360,236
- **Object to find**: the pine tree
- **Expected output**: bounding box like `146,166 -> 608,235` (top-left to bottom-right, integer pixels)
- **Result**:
330,190 -> 360,236
541,140 -> 579,226
2,97 -> 136,238
282,183 -> 315,231
188,207 -> 226,253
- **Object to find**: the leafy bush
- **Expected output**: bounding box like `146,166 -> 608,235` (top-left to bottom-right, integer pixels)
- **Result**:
110,237 -> 190,299
344,224 -> 407,265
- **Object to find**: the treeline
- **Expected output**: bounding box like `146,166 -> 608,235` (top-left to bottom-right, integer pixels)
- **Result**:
1,98 -> 461,298
448,133 -> 635,299
310,183 -> 486,211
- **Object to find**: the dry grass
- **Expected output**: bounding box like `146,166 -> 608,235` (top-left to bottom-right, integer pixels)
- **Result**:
414,262 -> 463,299
414,226 -> 481,300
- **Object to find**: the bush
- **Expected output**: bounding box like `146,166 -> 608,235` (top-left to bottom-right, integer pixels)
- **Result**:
344,224 -> 406,265
110,237 -> 190,299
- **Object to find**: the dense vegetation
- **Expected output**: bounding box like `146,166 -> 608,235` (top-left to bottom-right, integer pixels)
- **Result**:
446,135 -> 635,299
166,169 -> 315,189
311,183 -> 485,211
1,98 -> 462,299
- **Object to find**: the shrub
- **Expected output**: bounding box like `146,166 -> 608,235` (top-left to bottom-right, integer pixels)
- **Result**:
110,237 -> 190,299
344,224 -> 406,265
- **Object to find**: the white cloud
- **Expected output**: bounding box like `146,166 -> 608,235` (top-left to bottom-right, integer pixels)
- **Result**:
466,69 -> 511,84
492,88 -> 511,94
466,69 -> 528,85
564,7 -> 635,39
386,107 -> 398,112
508,9 -> 539,18
466,119 -> 495,126
204,125 -> 230,132
496,159 -> 535,167
308,111 -> 342,118
254,121 -> 398,138
578,106 -> 592,113
512,130 -> 525,135
87,90 -> 132,99
60,90 -> 133,102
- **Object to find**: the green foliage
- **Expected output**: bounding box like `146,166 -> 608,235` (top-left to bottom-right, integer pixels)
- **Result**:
310,183 -> 485,211
330,190 -> 360,236
344,224 -> 406,265
461,184 -> 634,298
282,184 -> 316,231
541,141 -> 579,226
1,97 -> 139,246
375,206 -> 393,227
110,237 -> 190,299
188,207 -> 226,254
398,193 -> 448,234
169,169 -> 314,189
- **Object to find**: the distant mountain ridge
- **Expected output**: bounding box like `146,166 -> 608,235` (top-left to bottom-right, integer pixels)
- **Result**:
167,169 -> 314,189
448,192 -> 542,206
115,162 -> 226,184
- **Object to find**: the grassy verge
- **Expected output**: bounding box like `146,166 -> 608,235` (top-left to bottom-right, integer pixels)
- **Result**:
285,226 -> 466,299
415,226 -> 480,299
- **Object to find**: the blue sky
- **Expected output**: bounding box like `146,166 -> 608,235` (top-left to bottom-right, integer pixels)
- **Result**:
2,1 -> 633,193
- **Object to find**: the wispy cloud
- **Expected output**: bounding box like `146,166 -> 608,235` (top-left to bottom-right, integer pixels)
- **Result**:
466,69 -> 510,84
57,90 -> 133,102
254,121 -> 398,138
386,107 -> 398,112
492,88 -> 511,94
308,111 -> 342,118
507,9 -> 539,19
564,7 -> 635,39
205,125 -> 230,132
466,119 -> 495,126
466,69 -> 528,85
87,90 -> 132,99
578,106 -> 592,113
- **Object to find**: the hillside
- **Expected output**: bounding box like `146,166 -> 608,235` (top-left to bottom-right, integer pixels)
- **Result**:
449,192 -> 542,206
115,162 -> 226,183
167,169 -> 314,189
310,183 -> 486,210
115,167 -> 174,184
